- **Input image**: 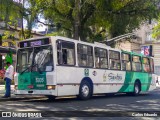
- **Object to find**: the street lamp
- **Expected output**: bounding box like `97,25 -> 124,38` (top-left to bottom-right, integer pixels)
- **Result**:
2,56 -> 5,60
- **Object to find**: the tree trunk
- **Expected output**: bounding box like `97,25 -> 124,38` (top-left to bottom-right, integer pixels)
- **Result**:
73,0 -> 80,40
21,16 -> 26,39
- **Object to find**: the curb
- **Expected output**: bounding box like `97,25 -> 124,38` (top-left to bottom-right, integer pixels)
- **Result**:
0,95 -> 45,101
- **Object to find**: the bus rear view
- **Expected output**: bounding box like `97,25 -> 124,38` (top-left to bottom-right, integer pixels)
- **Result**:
14,37 -> 56,98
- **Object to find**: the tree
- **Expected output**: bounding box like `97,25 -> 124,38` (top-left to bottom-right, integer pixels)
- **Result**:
35,0 -> 159,43
100,0 -> 159,46
35,0 -> 97,41
1,0 -> 159,45
22,0 -> 41,38
0,0 -> 20,28
152,16 -> 160,40
0,0 -> 40,39
106,0 -> 158,37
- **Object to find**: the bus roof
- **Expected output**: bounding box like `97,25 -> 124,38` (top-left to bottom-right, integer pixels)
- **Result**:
122,50 -> 153,58
54,36 -> 120,51
18,36 -> 153,57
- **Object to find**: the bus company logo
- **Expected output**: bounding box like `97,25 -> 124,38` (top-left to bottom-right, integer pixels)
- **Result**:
92,71 -> 97,76
108,73 -> 122,81
35,78 -> 44,83
84,69 -> 89,77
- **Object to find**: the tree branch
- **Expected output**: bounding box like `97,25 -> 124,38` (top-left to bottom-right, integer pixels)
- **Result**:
37,20 -> 55,27
81,3 -> 96,25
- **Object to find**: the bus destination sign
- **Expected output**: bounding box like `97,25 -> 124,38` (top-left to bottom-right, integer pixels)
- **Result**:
19,38 -> 50,48
30,41 -> 42,47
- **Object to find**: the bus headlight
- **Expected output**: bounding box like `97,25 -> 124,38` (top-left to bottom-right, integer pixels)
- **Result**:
47,85 -> 56,90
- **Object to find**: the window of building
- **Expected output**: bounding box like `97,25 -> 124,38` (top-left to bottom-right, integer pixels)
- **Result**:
146,32 -> 153,41
95,48 -> 108,68
57,40 -> 75,65
77,44 -> 93,67
109,50 -> 120,70
132,56 -> 142,71
142,57 -> 150,72
121,53 -> 131,71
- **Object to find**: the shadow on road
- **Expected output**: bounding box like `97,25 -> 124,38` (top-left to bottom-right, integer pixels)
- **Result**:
1,88 -> 160,103
0,88 -> 160,115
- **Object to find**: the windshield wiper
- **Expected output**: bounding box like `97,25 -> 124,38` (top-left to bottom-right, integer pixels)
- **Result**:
20,63 -> 42,74
20,64 -> 37,74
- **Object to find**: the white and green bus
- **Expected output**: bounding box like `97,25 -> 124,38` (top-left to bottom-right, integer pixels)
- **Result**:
14,36 -> 156,100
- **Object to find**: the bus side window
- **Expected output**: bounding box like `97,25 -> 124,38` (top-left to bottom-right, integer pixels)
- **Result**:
77,44 -> 93,67
150,58 -> 154,73
142,57 -> 150,72
109,50 -> 120,70
121,53 -> 131,71
57,41 -> 62,64
62,49 -> 67,64
132,55 -> 142,72
57,40 -> 75,65
95,47 -> 108,69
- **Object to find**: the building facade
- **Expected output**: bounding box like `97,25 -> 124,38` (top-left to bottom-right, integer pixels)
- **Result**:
115,22 -> 160,75
136,22 -> 160,76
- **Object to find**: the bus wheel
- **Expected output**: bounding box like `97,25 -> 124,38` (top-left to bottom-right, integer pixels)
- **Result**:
78,81 -> 92,100
45,95 -> 56,100
132,81 -> 141,96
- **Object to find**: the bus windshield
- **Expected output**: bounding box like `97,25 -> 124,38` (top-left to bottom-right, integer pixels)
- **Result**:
17,45 -> 53,73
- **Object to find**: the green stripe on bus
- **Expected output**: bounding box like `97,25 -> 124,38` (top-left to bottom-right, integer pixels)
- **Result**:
118,72 -> 152,92
18,72 -> 47,90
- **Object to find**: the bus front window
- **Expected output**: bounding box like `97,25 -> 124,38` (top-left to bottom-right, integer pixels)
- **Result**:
17,48 -> 33,73
17,45 -> 53,73
34,46 -> 53,71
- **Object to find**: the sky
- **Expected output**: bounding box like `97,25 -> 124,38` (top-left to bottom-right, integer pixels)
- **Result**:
23,18 -> 47,32
14,0 -> 47,32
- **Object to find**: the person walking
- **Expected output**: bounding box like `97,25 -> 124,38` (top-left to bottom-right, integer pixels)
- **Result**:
2,62 -> 14,98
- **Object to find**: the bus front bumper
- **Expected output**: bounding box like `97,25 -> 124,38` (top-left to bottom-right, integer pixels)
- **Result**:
14,90 -> 57,96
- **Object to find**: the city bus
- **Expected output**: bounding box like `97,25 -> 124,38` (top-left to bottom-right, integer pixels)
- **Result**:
14,36 -> 156,100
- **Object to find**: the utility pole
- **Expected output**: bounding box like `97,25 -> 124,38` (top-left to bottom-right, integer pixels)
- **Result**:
21,0 -> 25,39
74,0 -> 80,40
0,35 -> 2,46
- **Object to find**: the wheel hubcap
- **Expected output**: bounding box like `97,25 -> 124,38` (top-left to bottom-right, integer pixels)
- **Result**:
82,85 -> 89,97
135,85 -> 139,94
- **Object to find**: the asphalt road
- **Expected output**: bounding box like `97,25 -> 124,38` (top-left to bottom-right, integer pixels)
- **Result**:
0,88 -> 160,120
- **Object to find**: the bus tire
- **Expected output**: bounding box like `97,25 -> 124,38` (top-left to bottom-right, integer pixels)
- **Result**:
78,80 -> 92,100
133,81 -> 141,96
45,95 -> 56,100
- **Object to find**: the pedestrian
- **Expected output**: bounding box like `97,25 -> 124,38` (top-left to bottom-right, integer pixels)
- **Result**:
2,62 -> 14,98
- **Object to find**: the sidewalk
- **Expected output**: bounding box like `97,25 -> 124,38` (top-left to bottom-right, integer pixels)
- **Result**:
156,83 -> 160,88
0,85 -> 16,100
0,85 -> 45,101
0,85 -> 14,94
